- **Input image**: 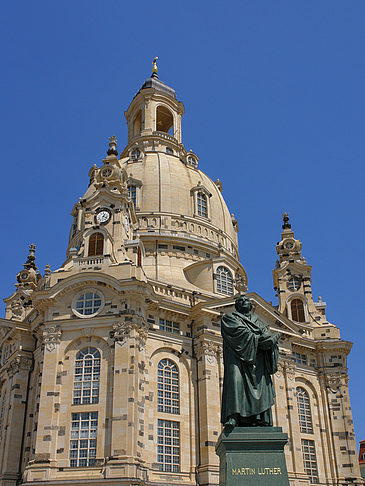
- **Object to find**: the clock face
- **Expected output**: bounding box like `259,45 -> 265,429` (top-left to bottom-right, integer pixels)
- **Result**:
102,168 -> 112,178
96,210 -> 110,224
285,241 -> 294,249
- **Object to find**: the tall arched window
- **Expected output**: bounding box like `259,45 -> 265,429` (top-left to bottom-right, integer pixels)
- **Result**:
216,266 -> 234,296
197,192 -> 208,218
88,233 -> 104,257
291,299 -> 305,322
73,347 -> 100,405
128,185 -> 137,206
156,106 -> 173,134
158,359 -> 179,414
296,386 -> 313,434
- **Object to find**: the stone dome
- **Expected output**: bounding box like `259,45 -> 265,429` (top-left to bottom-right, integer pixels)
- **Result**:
121,152 -> 238,252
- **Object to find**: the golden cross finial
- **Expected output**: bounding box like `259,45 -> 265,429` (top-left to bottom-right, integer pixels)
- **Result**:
152,57 -> 158,75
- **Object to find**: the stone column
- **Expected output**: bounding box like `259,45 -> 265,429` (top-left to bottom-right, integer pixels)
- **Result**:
0,354 -> 32,486
105,315 -> 149,482
194,335 -> 222,486
27,325 -> 61,481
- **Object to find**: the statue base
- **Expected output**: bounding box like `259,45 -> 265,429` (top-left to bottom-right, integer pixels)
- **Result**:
215,427 -> 290,486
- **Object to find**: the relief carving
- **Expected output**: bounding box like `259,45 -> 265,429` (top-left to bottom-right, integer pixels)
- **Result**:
194,339 -> 222,366
326,372 -> 349,392
6,355 -> 32,378
113,317 -> 149,351
42,326 -> 62,352
276,358 -> 296,381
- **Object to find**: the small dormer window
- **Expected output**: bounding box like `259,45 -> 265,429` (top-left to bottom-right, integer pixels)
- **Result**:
131,148 -> 141,160
197,192 -> 208,218
166,147 -> 173,155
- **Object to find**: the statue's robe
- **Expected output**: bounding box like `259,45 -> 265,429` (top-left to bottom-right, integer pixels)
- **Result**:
221,311 -> 279,425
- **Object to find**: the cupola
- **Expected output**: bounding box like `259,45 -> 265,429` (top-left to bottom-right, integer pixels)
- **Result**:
123,58 -> 185,150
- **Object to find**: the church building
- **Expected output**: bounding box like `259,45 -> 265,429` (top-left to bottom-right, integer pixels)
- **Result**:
0,64 -> 362,486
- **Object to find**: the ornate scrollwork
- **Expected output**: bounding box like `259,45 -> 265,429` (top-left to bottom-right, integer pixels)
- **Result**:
326,372 -> 349,393
194,339 -> 222,366
42,326 -> 62,352
113,317 -> 149,351
276,358 -> 296,381
6,355 -> 32,378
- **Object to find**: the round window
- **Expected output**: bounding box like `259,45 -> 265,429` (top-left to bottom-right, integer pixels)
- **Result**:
288,277 -> 301,291
72,290 -> 104,318
131,149 -> 141,160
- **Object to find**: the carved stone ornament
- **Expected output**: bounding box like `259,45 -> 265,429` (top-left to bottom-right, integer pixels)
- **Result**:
234,272 -> 247,293
326,372 -> 349,393
6,355 -> 32,378
113,318 -> 148,351
194,340 -> 222,366
11,299 -> 24,319
276,358 -> 296,380
42,326 -> 62,352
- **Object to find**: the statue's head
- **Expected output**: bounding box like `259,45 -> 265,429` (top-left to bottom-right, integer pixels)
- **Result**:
235,295 -> 252,314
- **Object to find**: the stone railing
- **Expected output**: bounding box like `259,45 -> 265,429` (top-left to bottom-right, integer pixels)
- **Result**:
77,256 -> 109,266
153,131 -> 178,144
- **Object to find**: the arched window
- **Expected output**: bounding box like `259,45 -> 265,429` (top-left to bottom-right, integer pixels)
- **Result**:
291,299 -> 305,322
131,148 -> 141,160
216,266 -> 234,296
158,359 -> 179,414
128,185 -> 137,206
197,192 -> 208,217
133,111 -> 142,137
156,106 -> 173,134
73,347 -> 100,405
296,387 -> 313,434
88,233 -> 104,257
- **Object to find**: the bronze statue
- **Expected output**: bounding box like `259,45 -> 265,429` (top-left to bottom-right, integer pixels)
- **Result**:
221,295 -> 281,428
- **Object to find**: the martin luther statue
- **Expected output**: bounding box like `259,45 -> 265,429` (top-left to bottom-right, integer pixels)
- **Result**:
221,295 -> 281,428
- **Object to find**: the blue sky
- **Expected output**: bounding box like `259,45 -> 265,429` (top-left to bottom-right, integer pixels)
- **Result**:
1,0 -> 365,446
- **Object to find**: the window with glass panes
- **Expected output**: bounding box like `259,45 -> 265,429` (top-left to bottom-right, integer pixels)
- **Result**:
159,318 -> 180,334
197,192 -> 208,217
293,352 -> 307,365
70,412 -> 98,467
158,359 -> 179,414
74,292 -> 102,316
216,266 -> 234,295
301,439 -> 319,483
128,185 -> 136,206
88,233 -> 104,256
157,419 -> 180,472
296,387 -> 313,433
291,299 -> 305,322
73,348 -> 100,405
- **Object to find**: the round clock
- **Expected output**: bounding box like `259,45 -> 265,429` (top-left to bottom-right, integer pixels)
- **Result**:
96,210 -> 111,225
20,272 -> 28,280
101,168 -> 112,178
285,241 -> 294,249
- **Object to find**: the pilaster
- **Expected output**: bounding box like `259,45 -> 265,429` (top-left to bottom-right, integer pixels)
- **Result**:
194,334 -> 222,486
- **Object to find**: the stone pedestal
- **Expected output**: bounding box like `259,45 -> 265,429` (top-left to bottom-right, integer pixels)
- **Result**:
215,427 -> 290,486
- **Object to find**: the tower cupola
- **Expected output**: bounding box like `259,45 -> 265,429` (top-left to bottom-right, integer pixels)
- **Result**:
123,58 -> 185,155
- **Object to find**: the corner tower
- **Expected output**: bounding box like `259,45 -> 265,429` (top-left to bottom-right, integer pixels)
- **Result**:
273,213 -> 328,326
